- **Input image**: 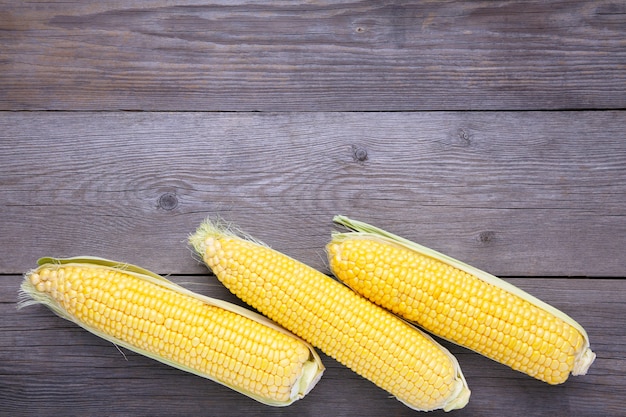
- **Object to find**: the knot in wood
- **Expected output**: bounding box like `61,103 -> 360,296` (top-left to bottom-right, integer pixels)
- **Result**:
457,128 -> 472,146
352,145 -> 368,162
478,230 -> 496,244
158,192 -> 179,211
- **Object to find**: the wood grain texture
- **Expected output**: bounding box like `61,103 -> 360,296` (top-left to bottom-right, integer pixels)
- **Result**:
2,275 -> 623,417
1,0 -> 625,111
2,111 -> 624,276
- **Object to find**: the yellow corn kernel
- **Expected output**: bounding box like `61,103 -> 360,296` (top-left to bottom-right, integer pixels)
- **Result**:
190,219 -> 470,412
328,216 -> 596,385
19,257 -> 323,406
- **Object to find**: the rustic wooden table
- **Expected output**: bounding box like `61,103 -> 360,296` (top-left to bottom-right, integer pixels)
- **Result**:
1,2 -> 624,416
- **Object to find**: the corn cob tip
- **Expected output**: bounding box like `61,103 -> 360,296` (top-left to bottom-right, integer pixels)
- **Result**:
189,218 -> 267,260
572,348 -> 596,376
189,218 -> 224,257
442,379 -> 471,412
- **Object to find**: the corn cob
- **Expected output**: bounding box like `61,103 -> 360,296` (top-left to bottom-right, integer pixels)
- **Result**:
18,256 -> 323,406
190,219 -> 470,412
328,215 -> 596,385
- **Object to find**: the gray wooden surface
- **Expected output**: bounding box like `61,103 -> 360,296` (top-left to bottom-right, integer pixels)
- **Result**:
1,0 -> 625,111
1,1 -> 625,416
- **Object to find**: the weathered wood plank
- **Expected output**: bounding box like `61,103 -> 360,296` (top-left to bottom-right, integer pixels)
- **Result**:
1,111 -> 624,276
1,1 -> 624,111
2,275 -> 623,416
